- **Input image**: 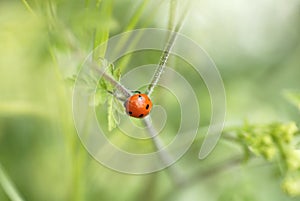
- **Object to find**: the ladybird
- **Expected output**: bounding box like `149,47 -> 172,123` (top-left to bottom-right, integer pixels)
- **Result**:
124,92 -> 153,118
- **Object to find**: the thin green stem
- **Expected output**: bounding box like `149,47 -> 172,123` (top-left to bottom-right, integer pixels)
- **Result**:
0,163 -> 25,201
104,0 -> 166,72
168,0 -> 178,30
20,0 -> 35,15
146,2 -> 189,96
143,117 -> 185,186
89,61 -> 185,186
125,0 -> 151,31
188,156 -> 244,185
90,60 -> 185,185
92,0 -> 113,59
113,0 -> 151,71
163,155 -> 245,201
146,31 -> 177,96
89,61 -> 132,98
140,1 -> 190,186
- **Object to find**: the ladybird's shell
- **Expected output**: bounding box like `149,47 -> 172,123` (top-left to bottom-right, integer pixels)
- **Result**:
124,94 -> 152,118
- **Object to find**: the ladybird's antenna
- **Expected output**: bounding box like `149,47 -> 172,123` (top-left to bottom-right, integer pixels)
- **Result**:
146,2 -> 189,97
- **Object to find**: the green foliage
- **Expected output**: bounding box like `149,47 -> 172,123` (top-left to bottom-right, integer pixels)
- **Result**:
69,58 -> 122,131
1,0 -> 300,200
238,122 -> 300,196
101,64 -> 122,131
282,174 -> 300,197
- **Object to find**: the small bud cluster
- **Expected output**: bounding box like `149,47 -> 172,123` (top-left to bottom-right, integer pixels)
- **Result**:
238,122 -> 300,196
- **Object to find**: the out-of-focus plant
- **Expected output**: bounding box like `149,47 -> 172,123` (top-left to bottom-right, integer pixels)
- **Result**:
238,122 -> 300,196
1,0 -> 299,201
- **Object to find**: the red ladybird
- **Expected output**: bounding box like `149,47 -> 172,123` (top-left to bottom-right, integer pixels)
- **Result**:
124,92 -> 152,118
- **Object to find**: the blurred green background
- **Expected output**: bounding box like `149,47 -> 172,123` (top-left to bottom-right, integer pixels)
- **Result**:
0,0 -> 300,201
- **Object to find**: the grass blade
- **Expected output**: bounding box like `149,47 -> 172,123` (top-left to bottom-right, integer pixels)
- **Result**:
0,163 -> 25,201
20,0 -> 35,15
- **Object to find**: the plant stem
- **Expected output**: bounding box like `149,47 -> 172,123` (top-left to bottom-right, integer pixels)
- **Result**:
146,2 -> 189,97
188,156 -> 244,184
91,60 -> 185,185
168,0 -> 178,30
142,0 -> 190,186
89,61 -> 132,98
20,0 -> 35,15
92,0 -> 112,60
0,163 -> 25,201
146,31 -> 176,96
125,0 -> 151,31
163,155 -> 245,201
112,0 -> 151,71
143,117 -> 185,186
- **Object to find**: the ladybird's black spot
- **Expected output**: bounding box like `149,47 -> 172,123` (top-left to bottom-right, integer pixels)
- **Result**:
139,114 -> 144,117
129,111 -> 132,115
146,104 -> 149,110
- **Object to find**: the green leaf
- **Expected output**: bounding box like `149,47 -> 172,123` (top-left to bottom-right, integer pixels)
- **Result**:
107,96 -> 117,131
106,66 -> 123,131
113,67 -> 121,81
90,87 -> 107,106
65,75 -> 77,86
